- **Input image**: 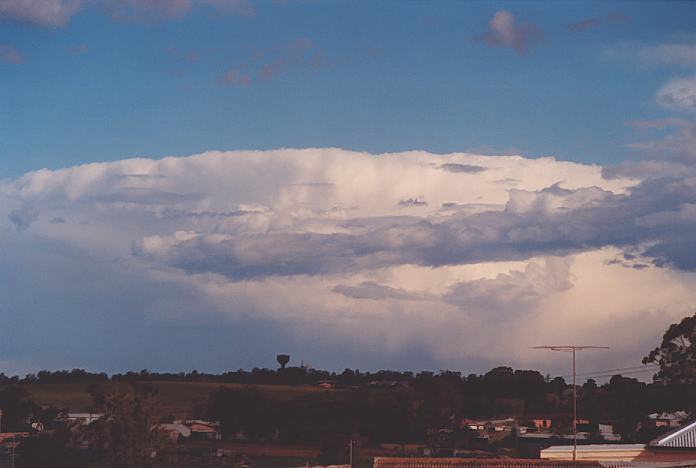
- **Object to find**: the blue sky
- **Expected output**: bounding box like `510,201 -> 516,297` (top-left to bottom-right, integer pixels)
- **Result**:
2,1 -> 694,177
2,0 -> 696,378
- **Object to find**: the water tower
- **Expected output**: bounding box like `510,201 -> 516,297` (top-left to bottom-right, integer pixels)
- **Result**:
276,354 -> 290,369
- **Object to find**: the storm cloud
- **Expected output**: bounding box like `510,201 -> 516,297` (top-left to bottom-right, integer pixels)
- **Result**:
3,148 -> 695,374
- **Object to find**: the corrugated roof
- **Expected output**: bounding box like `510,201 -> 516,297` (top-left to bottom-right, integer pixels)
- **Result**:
543,445 -> 646,453
652,421 -> 696,448
373,458 -> 602,468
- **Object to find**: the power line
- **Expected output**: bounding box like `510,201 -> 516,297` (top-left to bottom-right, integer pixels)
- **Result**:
571,368 -> 658,380
558,364 -> 658,379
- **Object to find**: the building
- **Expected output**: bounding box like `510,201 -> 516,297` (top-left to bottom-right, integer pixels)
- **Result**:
648,413 -> 689,429
59,412 -> 104,426
156,423 -> 192,442
373,458 -> 601,468
651,420 -> 696,449
186,420 -> 222,440
463,418 -> 517,434
540,419 -> 696,466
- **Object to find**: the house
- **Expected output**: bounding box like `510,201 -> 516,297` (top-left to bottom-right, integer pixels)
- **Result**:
368,380 -> 409,388
156,423 -> 191,442
540,419 -> 696,466
0,432 -> 30,455
0,433 -> 30,446
317,380 -> 337,389
59,412 -> 104,426
294,465 -> 350,468
648,412 -> 689,429
186,420 -> 222,440
650,419 -> 696,448
461,418 -> 517,433
542,444 -> 653,462
597,423 -> 621,442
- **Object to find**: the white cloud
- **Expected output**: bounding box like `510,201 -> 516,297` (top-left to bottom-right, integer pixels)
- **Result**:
476,10 -> 543,55
657,76 -> 696,111
0,0 -> 82,27
3,148 -> 696,374
0,0 -> 254,27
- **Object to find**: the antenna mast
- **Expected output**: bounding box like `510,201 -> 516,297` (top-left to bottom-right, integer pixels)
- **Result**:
533,345 -> 610,462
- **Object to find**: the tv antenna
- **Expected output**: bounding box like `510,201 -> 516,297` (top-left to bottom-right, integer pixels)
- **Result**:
533,345 -> 610,462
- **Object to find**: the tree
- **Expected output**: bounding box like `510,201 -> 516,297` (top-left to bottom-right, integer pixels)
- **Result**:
83,383 -> 176,468
17,429 -> 87,468
0,386 -> 36,430
644,312 -> 696,385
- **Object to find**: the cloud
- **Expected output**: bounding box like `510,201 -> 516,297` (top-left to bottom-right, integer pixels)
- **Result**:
439,163 -> 487,174
6,149 -> 696,374
333,281 -> 427,301
657,76 -> 696,111
625,118 -> 696,163
476,10 -> 543,55
106,0 -> 256,22
607,41 -> 696,69
398,197 -> 428,207
0,0 -> 82,27
222,68 -> 251,86
445,256 -> 574,312
567,13 -> 627,33
0,43 -> 22,64
201,0 -> 254,17
8,206 -> 39,232
69,44 -> 88,55
105,0 -> 193,21
222,37 -> 320,86
259,37 -> 316,80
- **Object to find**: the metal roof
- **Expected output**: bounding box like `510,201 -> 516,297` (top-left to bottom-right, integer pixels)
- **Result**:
652,420 -> 696,448
543,445 -> 646,453
373,458 -> 602,468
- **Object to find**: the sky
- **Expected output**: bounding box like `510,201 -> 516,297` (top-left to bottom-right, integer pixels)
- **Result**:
2,0 -> 696,379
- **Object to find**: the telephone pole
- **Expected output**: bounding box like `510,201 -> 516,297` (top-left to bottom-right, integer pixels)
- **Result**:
533,345 -> 609,462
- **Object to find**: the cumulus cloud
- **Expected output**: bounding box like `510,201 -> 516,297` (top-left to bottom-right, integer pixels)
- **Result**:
5,148 -> 696,373
0,44 -> 22,64
0,0 -> 82,27
476,10 -> 543,55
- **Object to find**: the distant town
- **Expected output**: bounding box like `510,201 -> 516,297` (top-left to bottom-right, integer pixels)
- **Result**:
1,312 -> 696,468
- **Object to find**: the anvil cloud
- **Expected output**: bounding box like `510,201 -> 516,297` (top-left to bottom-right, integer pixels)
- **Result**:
3,149 -> 696,375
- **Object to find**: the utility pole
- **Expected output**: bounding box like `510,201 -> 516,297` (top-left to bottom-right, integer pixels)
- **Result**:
349,439 -> 354,468
533,345 -> 609,462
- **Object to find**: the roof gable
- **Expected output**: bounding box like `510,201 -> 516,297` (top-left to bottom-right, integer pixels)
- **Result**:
651,419 -> 696,448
